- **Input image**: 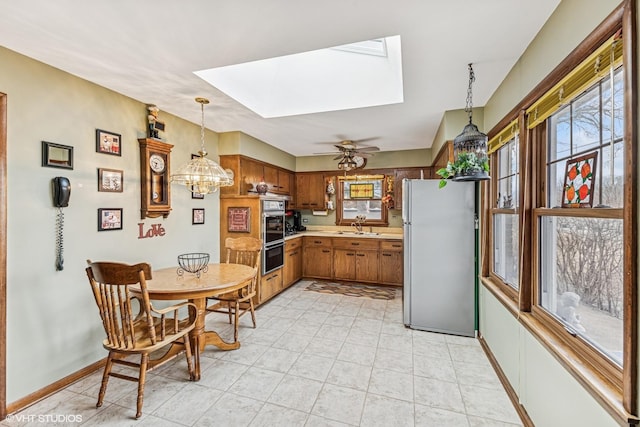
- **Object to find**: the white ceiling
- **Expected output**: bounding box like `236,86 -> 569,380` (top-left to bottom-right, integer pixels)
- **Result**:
0,0 -> 560,157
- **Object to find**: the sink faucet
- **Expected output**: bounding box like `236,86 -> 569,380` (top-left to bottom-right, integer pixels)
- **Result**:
351,215 -> 366,233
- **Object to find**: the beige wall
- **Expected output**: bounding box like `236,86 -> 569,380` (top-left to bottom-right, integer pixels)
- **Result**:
219,130 -> 297,171
479,0 -> 628,425
483,0 -> 622,130
1,46 -> 223,403
431,107 -> 485,157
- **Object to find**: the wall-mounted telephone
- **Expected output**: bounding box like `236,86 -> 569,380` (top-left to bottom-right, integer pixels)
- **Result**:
53,176 -> 71,207
52,177 -> 70,271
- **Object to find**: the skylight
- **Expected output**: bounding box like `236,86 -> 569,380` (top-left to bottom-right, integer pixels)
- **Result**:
194,35 -> 403,118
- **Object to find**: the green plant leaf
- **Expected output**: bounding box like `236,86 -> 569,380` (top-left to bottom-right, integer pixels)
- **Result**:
436,168 -> 449,178
439,179 -> 447,188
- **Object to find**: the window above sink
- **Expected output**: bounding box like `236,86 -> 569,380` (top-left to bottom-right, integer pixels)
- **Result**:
335,175 -> 389,227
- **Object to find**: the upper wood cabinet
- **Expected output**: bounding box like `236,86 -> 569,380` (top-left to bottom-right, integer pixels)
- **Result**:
219,155 -> 293,196
393,167 -> 432,210
277,169 -> 293,194
431,141 -> 454,171
294,172 -> 326,210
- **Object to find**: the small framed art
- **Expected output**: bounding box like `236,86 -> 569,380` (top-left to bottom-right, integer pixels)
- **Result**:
98,168 -> 123,192
98,208 -> 123,231
227,207 -> 250,232
96,129 -> 122,156
192,208 -> 205,225
561,151 -> 598,208
42,141 -> 73,169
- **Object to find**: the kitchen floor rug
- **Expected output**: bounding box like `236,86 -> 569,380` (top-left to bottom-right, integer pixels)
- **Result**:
305,281 -> 397,300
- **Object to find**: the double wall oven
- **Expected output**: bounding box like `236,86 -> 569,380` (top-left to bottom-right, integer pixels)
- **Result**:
261,199 -> 285,274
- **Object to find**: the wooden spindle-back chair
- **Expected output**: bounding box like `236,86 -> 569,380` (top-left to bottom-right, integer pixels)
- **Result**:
206,237 -> 261,341
86,260 -> 196,419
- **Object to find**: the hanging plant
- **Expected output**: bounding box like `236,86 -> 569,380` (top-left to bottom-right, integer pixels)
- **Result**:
436,152 -> 489,188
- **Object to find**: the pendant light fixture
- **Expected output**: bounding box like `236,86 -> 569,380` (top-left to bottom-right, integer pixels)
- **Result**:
170,97 -> 233,194
452,64 -> 490,181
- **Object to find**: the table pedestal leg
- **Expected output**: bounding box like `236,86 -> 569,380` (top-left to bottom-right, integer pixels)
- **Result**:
189,298 -> 241,380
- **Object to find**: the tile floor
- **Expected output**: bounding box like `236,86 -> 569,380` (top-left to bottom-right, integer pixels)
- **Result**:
2,280 -> 522,427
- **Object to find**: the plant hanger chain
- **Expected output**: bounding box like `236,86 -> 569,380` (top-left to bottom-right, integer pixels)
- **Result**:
466,63 -> 475,123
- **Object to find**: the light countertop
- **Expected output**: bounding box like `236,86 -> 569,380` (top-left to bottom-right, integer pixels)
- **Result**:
285,226 -> 403,241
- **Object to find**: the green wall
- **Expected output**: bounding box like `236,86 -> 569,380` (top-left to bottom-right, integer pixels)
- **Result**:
1,45 -> 223,403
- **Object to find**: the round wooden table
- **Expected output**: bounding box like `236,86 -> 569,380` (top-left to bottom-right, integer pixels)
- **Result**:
133,263 -> 255,380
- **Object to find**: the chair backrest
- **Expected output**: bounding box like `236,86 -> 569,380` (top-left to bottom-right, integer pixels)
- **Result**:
85,260 -> 157,349
225,237 -> 262,269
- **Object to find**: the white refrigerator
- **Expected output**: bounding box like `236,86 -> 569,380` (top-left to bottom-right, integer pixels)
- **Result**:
402,179 -> 477,337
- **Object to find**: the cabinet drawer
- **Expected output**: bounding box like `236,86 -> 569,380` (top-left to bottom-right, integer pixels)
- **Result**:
332,238 -> 379,250
286,237 -> 302,251
303,237 -> 332,247
380,240 -> 403,251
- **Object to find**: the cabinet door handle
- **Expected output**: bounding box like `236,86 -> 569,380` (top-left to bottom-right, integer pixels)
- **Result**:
314,240 -> 322,244
392,244 -> 402,248
356,253 -> 365,257
346,253 -> 355,256
322,249 -> 331,253
351,242 -> 360,246
382,253 -> 392,257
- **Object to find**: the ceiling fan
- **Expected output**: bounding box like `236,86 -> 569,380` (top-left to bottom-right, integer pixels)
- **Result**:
313,138 -> 380,171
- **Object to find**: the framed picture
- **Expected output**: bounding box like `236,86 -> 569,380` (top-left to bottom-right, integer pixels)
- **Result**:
96,129 -> 122,156
349,183 -> 374,199
42,141 -> 73,169
561,151 -> 598,208
98,168 -> 123,192
228,207 -> 250,232
98,208 -> 123,231
192,208 -> 205,225
191,154 -> 205,199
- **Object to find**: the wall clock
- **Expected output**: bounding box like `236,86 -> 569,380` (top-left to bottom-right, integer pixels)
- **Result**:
139,138 -> 174,219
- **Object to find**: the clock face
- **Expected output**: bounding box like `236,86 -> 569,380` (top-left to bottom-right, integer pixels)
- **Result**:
353,156 -> 367,170
149,154 -> 165,173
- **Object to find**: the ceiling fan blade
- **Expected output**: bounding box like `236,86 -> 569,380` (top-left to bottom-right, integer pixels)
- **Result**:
334,144 -> 348,151
312,151 -> 341,155
333,154 -> 345,160
353,137 -> 380,144
356,146 -> 380,152
353,152 -> 373,158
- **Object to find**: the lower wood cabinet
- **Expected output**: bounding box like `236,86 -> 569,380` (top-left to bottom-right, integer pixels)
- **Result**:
333,249 -> 357,281
356,250 -> 380,283
303,237 -> 333,279
333,238 -> 380,283
304,236 -> 402,286
380,240 -> 403,285
259,268 -> 283,304
283,238 -> 303,287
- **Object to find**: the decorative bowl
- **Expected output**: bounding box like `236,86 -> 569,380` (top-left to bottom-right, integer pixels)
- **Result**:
177,253 -> 210,277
